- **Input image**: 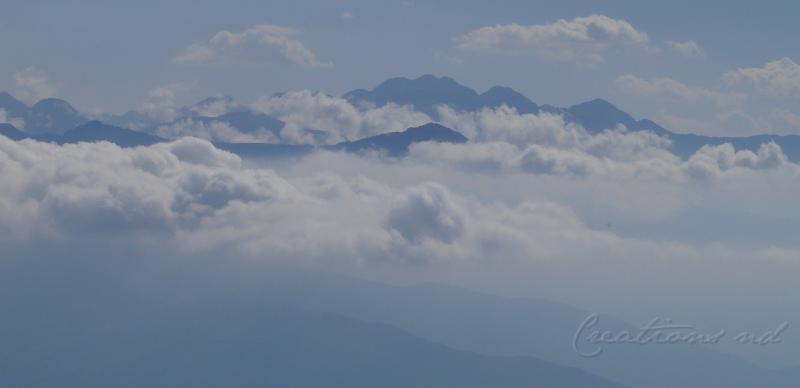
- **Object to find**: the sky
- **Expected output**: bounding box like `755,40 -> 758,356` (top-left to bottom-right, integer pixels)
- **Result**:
2,0 -> 800,136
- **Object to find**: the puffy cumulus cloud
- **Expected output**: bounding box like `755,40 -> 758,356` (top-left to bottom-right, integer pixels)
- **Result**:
155,118 -> 280,143
685,142 -> 790,179
0,135 -> 677,267
386,183 -> 467,244
665,40 -> 705,57
13,67 -> 56,104
0,108 -> 25,129
615,75 -> 744,107
409,106 -> 795,181
408,139 -> 681,180
724,57 -> 800,96
3,133 -> 800,286
455,15 -> 649,64
173,24 -> 332,68
250,91 -> 431,144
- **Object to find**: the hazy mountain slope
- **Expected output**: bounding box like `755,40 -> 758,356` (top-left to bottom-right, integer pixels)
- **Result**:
0,258 -> 624,388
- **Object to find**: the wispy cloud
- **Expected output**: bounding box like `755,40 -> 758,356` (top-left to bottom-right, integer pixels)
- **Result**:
724,57 -> 800,96
665,40 -> 705,57
13,67 -> 56,104
455,15 -> 650,64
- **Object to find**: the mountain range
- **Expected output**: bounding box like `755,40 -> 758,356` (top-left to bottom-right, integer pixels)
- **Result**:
2,75 -> 800,161
0,258 -> 624,388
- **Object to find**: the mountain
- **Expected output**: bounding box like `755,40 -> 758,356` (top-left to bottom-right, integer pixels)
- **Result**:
221,269 -> 800,388
0,261 -> 624,388
0,92 -> 90,135
0,91 -> 29,119
28,98 -> 88,134
8,119 -> 469,159
60,121 -> 164,147
101,110 -> 161,130
333,122 -> 468,156
344,74 -> 539,116
346,77 -> 800,162
0,123 -> 28,141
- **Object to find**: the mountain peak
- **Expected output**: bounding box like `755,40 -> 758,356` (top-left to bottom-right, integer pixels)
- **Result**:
567,98 -> 636,133
0,91 -> 30,115
32,98 -> 78,114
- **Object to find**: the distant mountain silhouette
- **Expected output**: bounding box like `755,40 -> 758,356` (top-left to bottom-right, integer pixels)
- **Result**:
0,123 -> 28,141
344,74 -> 540,116
229,269 -> 800,388
28,98 -> 88,134
59,121 -> 164,146
102,110 -> 161,130
0,262 -> 624,388
6,81 -> 800,161
332,122 -> 468,156
0,91 -> 29,118
4,119 -> 469,161
344,77 -> 800,161
0,92 -> 89,134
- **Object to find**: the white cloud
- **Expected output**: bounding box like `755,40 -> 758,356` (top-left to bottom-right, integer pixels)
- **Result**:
0,109 -> 25,129
13,67 -> 56,104
340,11 -> 354,20
1,131 -> 799,284
250,91 -> 431,144
456,15 -> 649,64
685,142 -> 789,179
173,24 -> 332,68
155,118 -> 280,143
409,106 -> 793,181
723,57 -> 800,96
665,40 -> 704,57
615,75 -> 744,107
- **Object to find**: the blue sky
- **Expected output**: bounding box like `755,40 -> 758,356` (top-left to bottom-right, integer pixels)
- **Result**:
2,0 -> 799,136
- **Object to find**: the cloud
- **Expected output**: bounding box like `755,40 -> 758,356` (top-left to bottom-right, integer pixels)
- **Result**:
408,106 -> 793,180
155,118 -> 280,143
723,57 -> 800,96
685,142 -> 789,179
13,67 -> 56,104
141,84 -> 186,122
250,91 -> 431,144
665,40 -> 704,57
340,11 -> 354,20
0,109 -> 25,129
615,75 -> 744,107
455,15 -> 649,64
173,24 -> 332,68
190,96 -> 241,118
386,183 -> 467,244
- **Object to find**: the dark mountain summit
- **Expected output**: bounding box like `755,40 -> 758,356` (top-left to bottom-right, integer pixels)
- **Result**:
0,123 -> 28,141
0,91 -> 29,118
333,122 -> 468,156
60,121 -> 164,146
0,92 -> 89,135
344,75 -> 539,116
